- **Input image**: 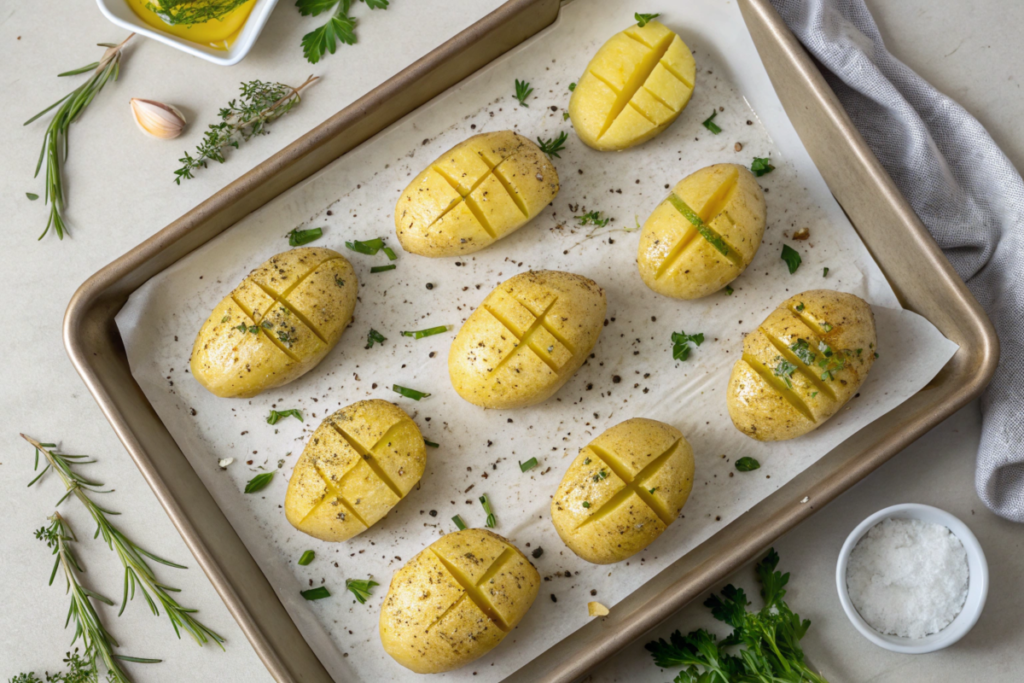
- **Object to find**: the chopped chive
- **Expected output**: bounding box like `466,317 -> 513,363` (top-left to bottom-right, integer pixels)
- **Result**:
370,264 -> 396,273
519,458 -> 538,472
424,438 -> 439,448
452,515 -> 467,530
393,384 -> 430,400
401,326 -> 448,339
288,227 -> 322,246
751,157 -> 775,177
724,285 -> 734,295
267,409 -> 303,425
345,238 -> 384,255
298,550 -> 316,566
345,578 -> 378,604
479,494 -> 496,528
244,472 -> 274,493
383,245 -> 398,261
702,111 -> 722,134
823,267 -> 830,278
366,328 -> 387,349
300,586 -> 331,601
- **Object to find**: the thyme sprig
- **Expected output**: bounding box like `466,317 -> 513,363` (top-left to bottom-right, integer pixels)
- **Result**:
37,513 -> 160,683
23,436 -> 225,649
25,34 -> 134,240
174,76 -> 318,184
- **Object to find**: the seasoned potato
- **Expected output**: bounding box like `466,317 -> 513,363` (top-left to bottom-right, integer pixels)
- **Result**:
395,131 -> 559,257
638,164 -> 766,299
569,20 -> 695,151
448,270 -> 606,409
551,418 -> 694,564
728,290 -> 877,441
284,400 -> 425,542
190,247 -> 357,398
379,528 -> 540,674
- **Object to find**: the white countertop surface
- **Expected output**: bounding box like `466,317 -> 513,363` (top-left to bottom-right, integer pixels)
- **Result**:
1,1 -> 1020,682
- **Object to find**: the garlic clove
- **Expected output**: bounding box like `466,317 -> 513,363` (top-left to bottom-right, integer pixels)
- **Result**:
130,98 -> 186,140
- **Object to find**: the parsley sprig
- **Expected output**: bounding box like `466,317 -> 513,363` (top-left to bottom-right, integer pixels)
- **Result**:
576,210 -> 610,227
298,0 -> 390,64
702,110 -> 722,134
635,12 -> 661,27
514,79 -> 534,107
672,331 -> 704,362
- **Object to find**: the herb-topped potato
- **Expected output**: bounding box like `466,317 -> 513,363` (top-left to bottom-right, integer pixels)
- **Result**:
551,418 -> 695,564
190,247 -> 357,398
395,130 -> 559,257
728,290 -> 877,441
285,400 -> 426,542
448,270 -> 606,409
379,528 -> 540,673
569,19 -> 695,151
638,164 -> 766,299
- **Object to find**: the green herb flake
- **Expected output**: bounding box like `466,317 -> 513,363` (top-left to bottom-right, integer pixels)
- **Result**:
562,112 -> 570,121
576,210 -> 611,227
781,244 -> 802,274
823,267 -> 830,278
382,245 -> 398,261
702,110 -> 722,134
365,328 -> 387,349
26,192 -> 39,201
667,193 -> 730,256
582,501 -> 591,509
345,237 -> 385,255
288,227 -> 322,246
221,315 -> 232,323
648,487 -> 657,494
821,322 -> 834,333
345,578 -> 379,604
479,494 -> 497,528
335,275 -> 346,287
371,264 -> 396,273
635,12 -> 661,27
725,285 -> 734,296
276,330 -> 293,345
300,586 -> 331,601
537,131 -> 569,158
267,409 -> 303,425
568,82 -> 577,92
298,550 -> 316,566
789,339 -> 816,366
519,458 -> 538,472
593,469 -> 609,482
424,438 -> 439,448
244,472 -> 274,494
514,78 -> 534,107
584,457 -> 591,465
795,302 -> 805,312
773,359 -> 797,388
751,156 -> 776,177
392,384 -> 431,401
452,515 -> 467,530
735,457 -> 761,472
671,330 -> 705,362
874,351 -> 879,359
401,326 -> 448,339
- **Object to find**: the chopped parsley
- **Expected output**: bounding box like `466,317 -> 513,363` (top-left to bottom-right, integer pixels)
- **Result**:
735,457 -> 761,472
244,472 -> 274,494
582,501 -> 591,509
568,82 -> 576,91
287,227 -> 322,246
537,131 -> 569,158
702,110 -> 722,134
221,315 -> 231,323
821,322 -> 834,333
773,358 -> 797,388
519,458 -> 538,472
300,586 -> 330,601
452,515 -> 467,530
345,578 -> 379,604
479,494 -> 497,528
276,330 -> 294,346
563,111 -> 570,121
514,78 -> 533,107
593,469 -> 609,483
576,210 -> 610,227
823,267 -> 830,278
648,487 -> 657,494
298,550 -> 315,566
236,323 -> 258,334
789,339 -> 816,366
392,384 -> 430,400
781,244 -> 802,274
751,157 -> 775,177
795,302 -> 805,312
267,408 -> 303,425
335,275 -> 346,287
635,12 -> 661,27
671,330 -> 704,362
584,457 -> 591,465
365,328 -> 387,349
724,285 -> 734,296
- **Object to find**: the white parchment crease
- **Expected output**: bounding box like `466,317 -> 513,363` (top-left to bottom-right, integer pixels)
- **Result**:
115,0 -> 958,680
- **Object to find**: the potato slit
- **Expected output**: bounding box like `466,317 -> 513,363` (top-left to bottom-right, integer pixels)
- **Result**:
301,463 -> 371,528
485,298 -> 562,375
587,69 -> 622,96
666,192 -> 744,267
700,169 -> 739,224
588,441 -> 678,526
741,353 -> 816,423
329,423 -> 405,500
490,162 -> 530,217
575,484 -> 635,530
597,32 -> 675,139
659,58 -> 694,90
252,283 -> 329,345
461,196 -> 499,239
626,100 -> 658,126
515,297 -> 577,354
430,164 -> 474,198
653,226 -> 699,280
430,550 -> 512,631
623,26 -> 659,49
428,147 -> 527,235
787,305 -> 830,336
759,327 -> 837,400
229,294 -> 301,362
642,85 -> 674,111
424,593 -> 468,633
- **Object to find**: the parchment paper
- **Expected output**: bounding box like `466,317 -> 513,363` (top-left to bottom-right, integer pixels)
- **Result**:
115,0 -> 959,680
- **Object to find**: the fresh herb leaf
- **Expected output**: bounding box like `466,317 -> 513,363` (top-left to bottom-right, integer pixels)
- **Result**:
702,110 -> 722,134
773,358 -> 797,388
345,578 -> 379,604
671,330 -> 704,362
370,264 -> 396,273
781,244 -> 802,273
300,5 -> 356,63
301,586 -> 331,601
267,408 -> 303,425
298,550 -> 316,566
568,82 -> 577,91
562,111 -> 570,121
582,501 -> 591,509
288,227 -> 323,246
424,438 -> 439,448
245,472 -> 274,493
514,78 -> 534,106
345,237 -> 385,254
789,339 -> 816,366
401,326 -> 448,339
452,515 -> 467,530
635,12 -> 661,27
750,156 -> 775,177
479,494 -> 497,528
519,457 -> 538,472
365,328 -> 387,349
576,210 -> 610,227
735,457 -> 760,472
725,285 -> 734,295
335,275 -> 346,287
795,302 -> 805,312
593,469 -> 609,482
392,384 -> 430,400
823,266 -> 830,278
26,192 -> 39,201
537,131 -> 569,158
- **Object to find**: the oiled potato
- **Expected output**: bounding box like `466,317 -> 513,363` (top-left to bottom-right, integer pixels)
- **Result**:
638,164 -> 766,299
395,131 -> 559,257
569,20 -> 695,151
190,247 -> 357,398
551,419 -> 694,564
728,290 -> 877,441
284,400 -> 425,542
449,270 -> 606,409
379,528 -> 540,674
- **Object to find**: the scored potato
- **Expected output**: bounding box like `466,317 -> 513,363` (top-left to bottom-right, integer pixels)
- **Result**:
551,418 -> 695,564
728,290 -> 877,441
190,247 -> 357,398
569,20 -> 696,151
448,270 -> 606,409
284,400 -> 425,542
638,163 -> 766,299
379,528 -> 540,674
395,130 -> 559,257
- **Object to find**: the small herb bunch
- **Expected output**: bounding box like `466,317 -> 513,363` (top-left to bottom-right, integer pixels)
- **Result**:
646,549 -> 829,683
175,76 -> 318,184
297,0 -> 390,64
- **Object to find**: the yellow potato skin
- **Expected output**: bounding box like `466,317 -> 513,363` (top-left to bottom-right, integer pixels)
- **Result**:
379,529 -> 540,674
190,247 -> 357,398
638,164 -> 766,299
448,270 -> 607,409
728,290 -> 877,441
569,20 -> 696,151
551,419 -> 695,564
395,131 -> 559,257
284,400 -> 425,542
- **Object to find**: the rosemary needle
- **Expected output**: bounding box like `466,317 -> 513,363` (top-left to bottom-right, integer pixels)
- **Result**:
24,435 -> 225,649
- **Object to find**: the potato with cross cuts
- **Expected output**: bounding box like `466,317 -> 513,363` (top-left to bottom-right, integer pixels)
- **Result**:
285,400 -> 426,542
190,247 -> 358,398
551,418 -> 695,564
448,270 -> 607,409
638,163 -> 767,300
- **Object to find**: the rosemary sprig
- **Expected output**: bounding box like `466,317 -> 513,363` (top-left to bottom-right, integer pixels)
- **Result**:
537,131 -> 569,158
23,436 -> 225,649
514,79 -> 533,107
147,0 -> 251,25
24,35 -> 133,241
174,76 -> 318,184
297,0 -> 390,64
38,513 -> 160,683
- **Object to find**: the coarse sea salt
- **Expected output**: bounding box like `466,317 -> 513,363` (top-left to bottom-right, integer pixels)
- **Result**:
846,517 -> 969,639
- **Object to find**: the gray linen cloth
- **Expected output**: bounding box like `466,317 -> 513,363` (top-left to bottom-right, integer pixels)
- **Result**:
770,0 -> 1024,520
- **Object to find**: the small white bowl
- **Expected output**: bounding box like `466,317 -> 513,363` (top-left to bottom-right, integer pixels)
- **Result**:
95,0 -> 279,66
835,503 -> 988,654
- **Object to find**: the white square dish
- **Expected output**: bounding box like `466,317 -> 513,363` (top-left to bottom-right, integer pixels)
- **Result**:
94,0 -> 280,66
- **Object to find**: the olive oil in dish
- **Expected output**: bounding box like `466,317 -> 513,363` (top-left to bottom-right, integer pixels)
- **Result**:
125,0 -> 257,50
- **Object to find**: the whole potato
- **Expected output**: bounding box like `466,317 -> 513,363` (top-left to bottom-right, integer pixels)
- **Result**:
551,418 -> 695,564
569,20 -> 695,151
284,400 -> 425,542
379,528 -> 540,674
395,130 -> 559,257
448,270 -> 606,409
190,247 -> 357,398
728,290 -> 877,441
638,163 -> 766,299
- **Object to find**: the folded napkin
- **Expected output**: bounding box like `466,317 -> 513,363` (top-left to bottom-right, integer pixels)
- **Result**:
771,0 -> 1024,521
